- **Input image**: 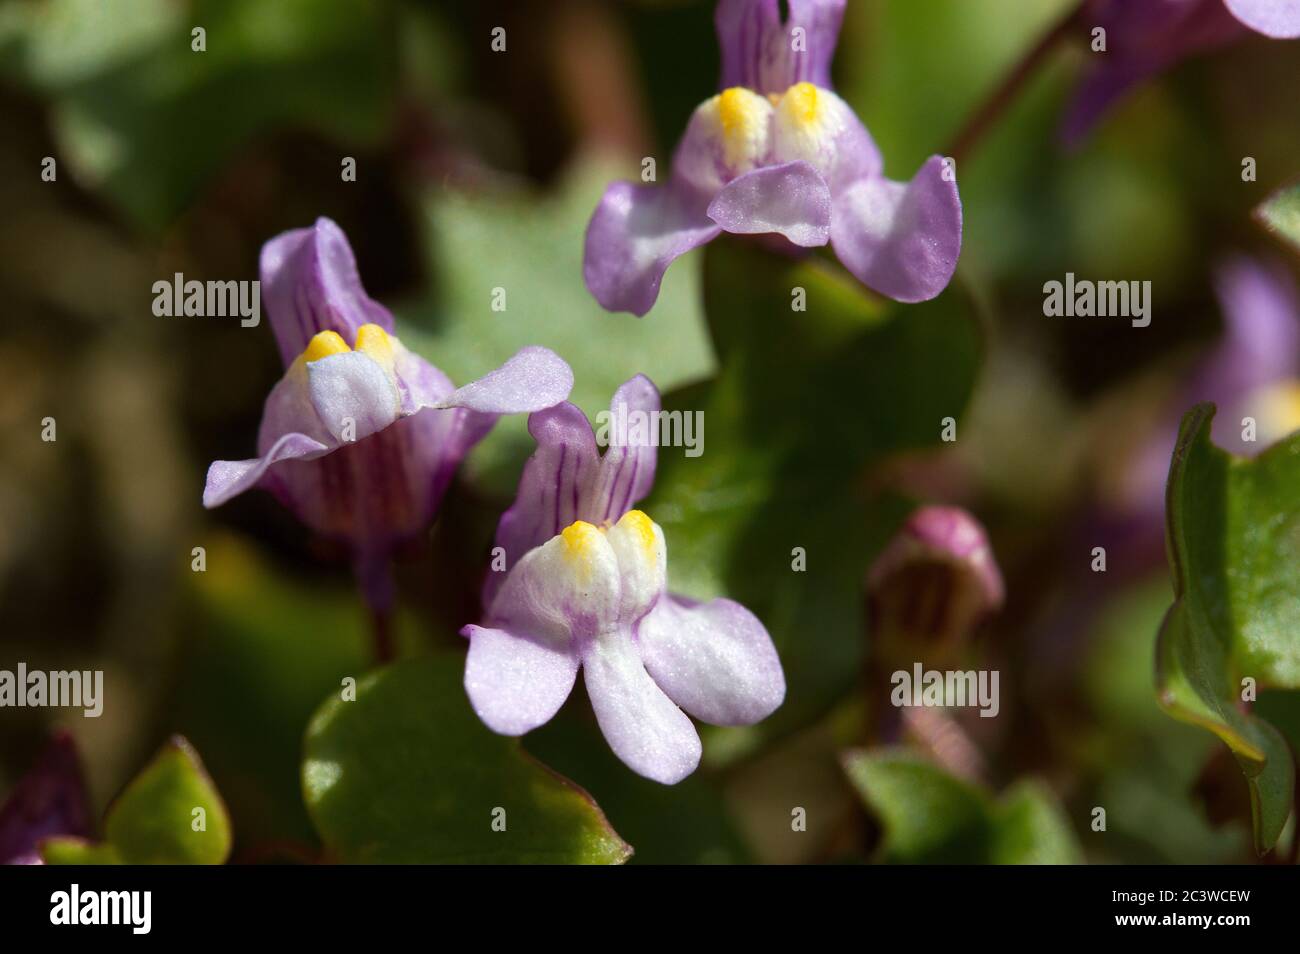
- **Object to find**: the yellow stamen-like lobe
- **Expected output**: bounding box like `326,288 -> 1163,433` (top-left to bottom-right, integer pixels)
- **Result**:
354,323 -> 396,378
1252,380 -> 1300,443
302,330 -> 350,363
560,520 -> 604,584
615,509 -> 658,562
712,86 -> 770,173
782,82 -> 820,127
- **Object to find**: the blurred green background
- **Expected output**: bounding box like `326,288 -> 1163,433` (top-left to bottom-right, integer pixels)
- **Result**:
2,0 -> 1299,863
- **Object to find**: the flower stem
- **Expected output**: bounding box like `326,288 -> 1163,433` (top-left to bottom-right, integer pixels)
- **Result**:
369,607 -> 395,665
945,1 -> 1085,165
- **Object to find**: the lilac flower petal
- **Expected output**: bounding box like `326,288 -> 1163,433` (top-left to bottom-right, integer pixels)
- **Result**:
492,403 -> 601,592
462,624 -> 580,736
590,374 -> 661,525
707,161 -> 832,247
432,346 -> 574,415
715,0 -> 847,96
260,217 -> 395,368
867,505 -> 1005,612
0,732 -> 92,866
203,431 -> 329,508
583,635 -> 702,785
636,595 -> 786,726
584,181 -> 721,317
831,155 -> 962,303
1224,0 -> 1300,37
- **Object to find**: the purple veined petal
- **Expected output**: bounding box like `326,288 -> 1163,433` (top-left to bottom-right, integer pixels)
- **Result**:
707,160 -> 832,247
0,732 -> 93,866
462,624 -> 581,736
1224,0 -> 1300,37
636,594 -> 786,727
590,374 -> 661,525
489,403 -> 602,607
260,217 -> 395,368
830,155 -> 963,303
715,0 -> 847,96
583,633 -> 702,785
392,342 -> 456,417
486,376 -> 662,608
583,181 -> 722,317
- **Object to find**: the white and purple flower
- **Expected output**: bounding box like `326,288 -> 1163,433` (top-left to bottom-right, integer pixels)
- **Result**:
583,0 -> 963,316
203,218 -> 574,610
462,377 -> 785,784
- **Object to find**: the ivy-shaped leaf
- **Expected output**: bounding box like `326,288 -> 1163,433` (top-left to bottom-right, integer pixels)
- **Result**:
302,654 -> 632,864
1157,402 -> 1300,852
42,736 -> 232,865
841,749 -> 1081,864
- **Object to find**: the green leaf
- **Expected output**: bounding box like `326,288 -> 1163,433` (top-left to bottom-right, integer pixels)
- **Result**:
43,736 -> 232,865
841,749 -> 1081,864
1157,402 -> 1300,852
643,239 -> 982,738
302,654 -> 632,864
399,158 -> 715,495
1255,179 -> 1300,259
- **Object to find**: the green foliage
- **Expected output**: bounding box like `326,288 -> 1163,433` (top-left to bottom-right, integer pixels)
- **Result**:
1157,403 -> 1300,852
302,655 -> 632,864
43,737 -> 231,865
842,749 -> 1081,864
642,239 -> 981,738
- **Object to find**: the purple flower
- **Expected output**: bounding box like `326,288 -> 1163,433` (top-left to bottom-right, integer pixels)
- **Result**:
461,377 -> 785,784
867,506 -> 1004,659
204,218 -> 574,609
0,732 -> 92,866
1064,0 -> 1300,145
1119,255 -> 1300,519
583,0 -> 962,316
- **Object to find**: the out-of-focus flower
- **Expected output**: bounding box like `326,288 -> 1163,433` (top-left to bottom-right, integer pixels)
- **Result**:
0,732 -> 92,865
204,218 -> 573,610
583,0 -> 962,316
461,377 -> 785,784
1063,0 -> 1300,145
867,505 -> 1004,662
1119,255 -> 1300,522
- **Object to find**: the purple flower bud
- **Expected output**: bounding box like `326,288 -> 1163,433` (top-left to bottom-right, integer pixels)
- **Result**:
867,506 -> 1004,659
203,218 -> 574,609
0,732 -> 93,865
583,0 -> 962,316
461,378 -> 785,785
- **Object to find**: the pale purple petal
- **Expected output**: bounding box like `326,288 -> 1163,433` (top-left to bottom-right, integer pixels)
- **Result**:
430,346 -> 574,415
636,595 -> 785,726
1224,0 -> 1300,37
583,635 -> 702,785
260,217 -> 395,368
203,431 -> 329,508
486,376 -> 661,607
715,0 -> 847,95
462,624 -> 580,736
831,155 -> 962,303
583,181 -> 721,317
0,732 -> 92,866
707,160 -> 832,247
